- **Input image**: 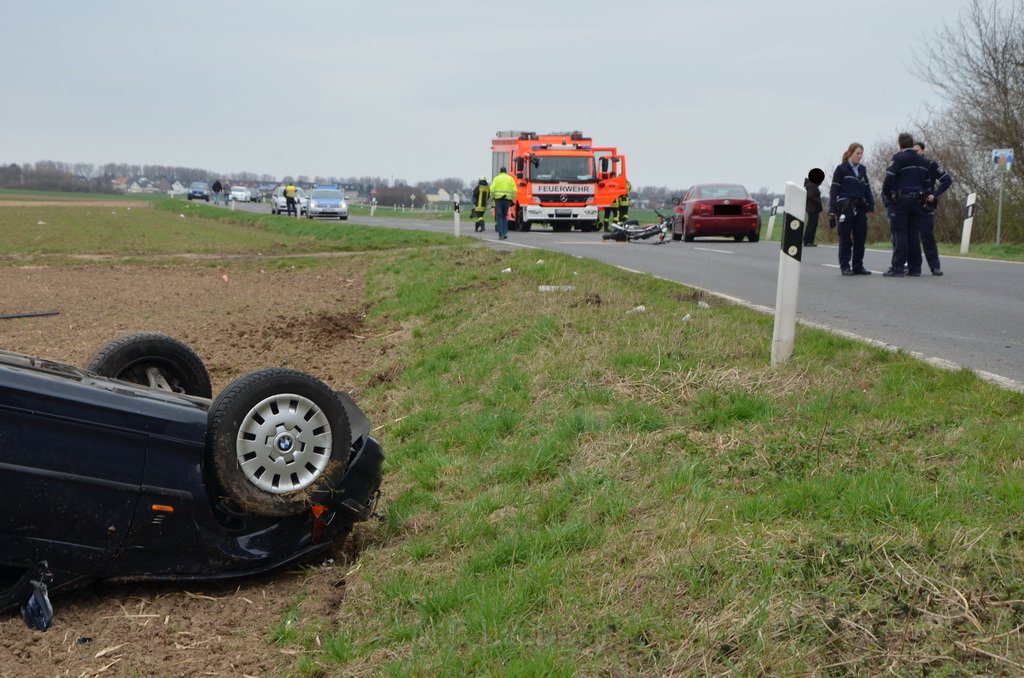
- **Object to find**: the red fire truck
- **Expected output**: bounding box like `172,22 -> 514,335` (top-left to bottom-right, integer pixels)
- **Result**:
491,131 -> 628,232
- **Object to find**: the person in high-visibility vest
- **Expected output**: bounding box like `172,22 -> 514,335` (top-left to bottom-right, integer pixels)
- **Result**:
285,182 -> 299,217
611,181 -> 632,225
470,177 -> 490,232
490,167 -> 516,240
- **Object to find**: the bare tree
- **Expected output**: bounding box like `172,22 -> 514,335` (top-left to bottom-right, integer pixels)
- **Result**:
913,0 -> 1023,242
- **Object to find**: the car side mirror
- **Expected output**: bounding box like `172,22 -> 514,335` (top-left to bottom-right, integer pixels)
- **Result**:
15,562 -> 54,631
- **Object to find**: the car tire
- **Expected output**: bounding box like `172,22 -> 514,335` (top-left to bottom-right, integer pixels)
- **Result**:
206,368 -> 352,517
749,230 -> 760,242
86,332 -> 212,398
684,231 -> 695,242
734,235 -> 744,242
340,216 -> 347,221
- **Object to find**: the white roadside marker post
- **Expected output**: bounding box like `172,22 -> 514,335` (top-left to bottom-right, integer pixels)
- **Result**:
765,198 -> 780,241
960,192 -> 977,255
453,193 -> 461,237
771,181 -> 807,367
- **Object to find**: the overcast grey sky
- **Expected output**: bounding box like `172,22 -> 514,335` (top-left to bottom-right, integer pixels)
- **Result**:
2,0 -> 970,191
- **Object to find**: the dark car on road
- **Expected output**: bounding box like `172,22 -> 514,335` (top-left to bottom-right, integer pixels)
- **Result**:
0,333 -> 383,630
187,181 -> 211,201
672,183 -> 761,242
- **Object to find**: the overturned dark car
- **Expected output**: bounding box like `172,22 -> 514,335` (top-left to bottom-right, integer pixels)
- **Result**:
0,332 -> 383,630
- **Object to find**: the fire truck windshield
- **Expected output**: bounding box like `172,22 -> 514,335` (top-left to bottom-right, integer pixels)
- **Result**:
529,156 -> 594,182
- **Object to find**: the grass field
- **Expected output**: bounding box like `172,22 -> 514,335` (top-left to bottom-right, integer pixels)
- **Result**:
3,195 -> 1023,675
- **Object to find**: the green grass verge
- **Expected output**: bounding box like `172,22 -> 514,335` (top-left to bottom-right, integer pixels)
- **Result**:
0,197 -> 466,258
269,246 -> 1024,676
348,203 -> 457,221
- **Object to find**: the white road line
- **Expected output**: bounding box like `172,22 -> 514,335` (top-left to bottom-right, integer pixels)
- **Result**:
632,267 -> 1024,394
693,247 -> 734,254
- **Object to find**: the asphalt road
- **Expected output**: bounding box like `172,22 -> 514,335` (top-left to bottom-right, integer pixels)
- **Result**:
233,203 -> 1024,391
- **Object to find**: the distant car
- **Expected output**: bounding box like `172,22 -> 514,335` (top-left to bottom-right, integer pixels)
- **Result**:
307,186 -> 349,220
187,182 -> 210,201
248,187 -> 264,203
0,333 -> 383,630
672,184 -> 761,242
229,186 -> 250,202
270,186 -> 308,215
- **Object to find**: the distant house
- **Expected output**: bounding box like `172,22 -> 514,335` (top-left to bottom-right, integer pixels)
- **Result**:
167,180 -> 187,196
427,188 -> 450,204
111,176 -> 129,193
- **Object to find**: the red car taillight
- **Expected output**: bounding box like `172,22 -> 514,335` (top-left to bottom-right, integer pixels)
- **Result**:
742,202 -> 758,216
694,202 -> 713,216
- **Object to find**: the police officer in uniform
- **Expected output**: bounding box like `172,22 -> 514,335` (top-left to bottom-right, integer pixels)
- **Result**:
913,141 -> 952,275
828,142 -> 875,275
881,133 -> 950,277
470,176 -> 490,232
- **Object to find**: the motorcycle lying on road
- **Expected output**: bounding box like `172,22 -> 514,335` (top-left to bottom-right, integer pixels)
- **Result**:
601,211 -> 671,244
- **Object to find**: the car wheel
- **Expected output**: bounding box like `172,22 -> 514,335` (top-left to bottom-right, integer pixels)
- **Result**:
207,368 -> 352,517
748,230 -> 760,242
734,235 -> 744,242
684,230 -> 695,242
86,332 -> 212,398
340,216 -> 347,220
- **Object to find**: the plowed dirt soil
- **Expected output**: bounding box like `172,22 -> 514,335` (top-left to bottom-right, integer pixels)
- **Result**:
0,258 -> 390,677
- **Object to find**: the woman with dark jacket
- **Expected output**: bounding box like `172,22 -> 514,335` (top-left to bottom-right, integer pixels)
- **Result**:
803,168 -> 825,246
828,142 -> 875,275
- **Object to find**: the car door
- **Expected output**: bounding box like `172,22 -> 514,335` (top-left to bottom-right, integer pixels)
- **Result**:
0,362 -> 145,560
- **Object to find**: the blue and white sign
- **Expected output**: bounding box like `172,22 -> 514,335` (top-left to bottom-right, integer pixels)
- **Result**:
992,148 -> 1014,171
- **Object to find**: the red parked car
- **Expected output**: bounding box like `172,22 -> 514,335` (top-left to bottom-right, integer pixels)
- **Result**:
672,184 -> 761,242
